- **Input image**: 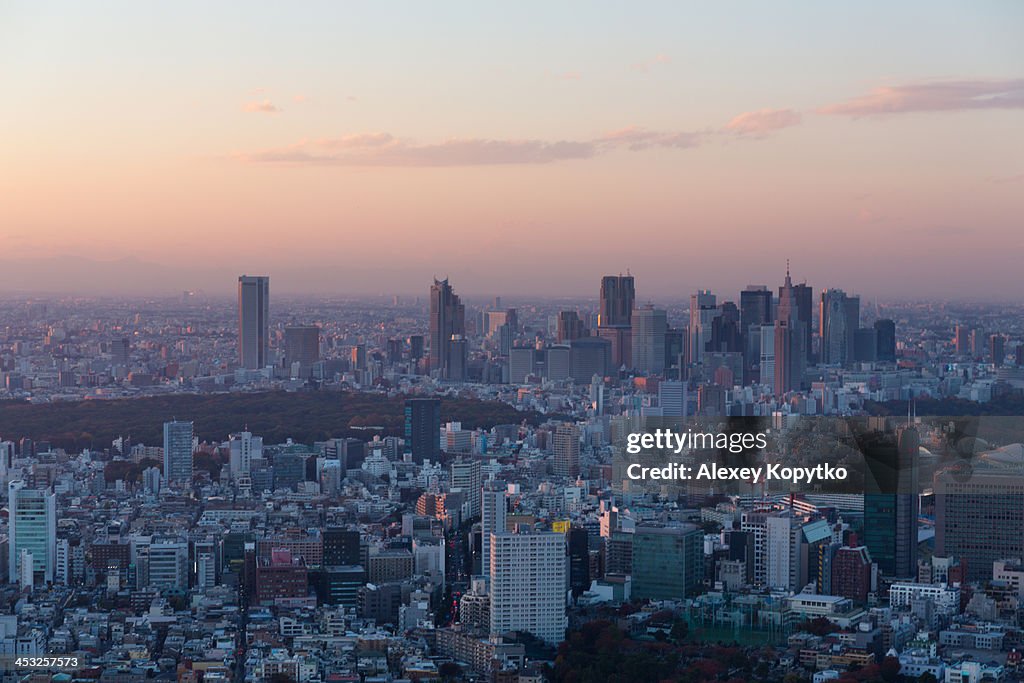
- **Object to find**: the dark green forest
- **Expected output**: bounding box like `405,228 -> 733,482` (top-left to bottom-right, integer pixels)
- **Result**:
0,390 -> 540,452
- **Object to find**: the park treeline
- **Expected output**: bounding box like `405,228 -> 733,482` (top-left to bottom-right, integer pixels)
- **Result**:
0,390 -> 540,453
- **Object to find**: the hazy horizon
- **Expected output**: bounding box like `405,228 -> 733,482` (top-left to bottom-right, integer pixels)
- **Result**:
2,2 -> 1022,300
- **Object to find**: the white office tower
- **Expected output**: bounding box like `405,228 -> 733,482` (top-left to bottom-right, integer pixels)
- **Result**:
480,481 -> 507,577
147,537 -> 189,590
229,431 -> 263,479
8,481 -> 56,585
56,537 -> 71,586
489,531 -> 567,644
451,458 -> 482,518
196,552 -> 216,589
163,420 -> 194,487
18,550 -> 34,589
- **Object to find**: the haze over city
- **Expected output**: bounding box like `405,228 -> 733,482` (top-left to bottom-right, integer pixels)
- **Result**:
2,2 -> 1023,300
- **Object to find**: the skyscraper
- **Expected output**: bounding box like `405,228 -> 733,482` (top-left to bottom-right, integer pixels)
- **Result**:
689,290 -> 719,367
863,419 -> 919,579
163,420 -> 194,487
8,481 -> 56,585
481,480 -> 507,577
451,458 -> 482,518
774,266 -> 807,394
631,305 -> 667,374
740,285 -> 773,332
874,319 -> 896,362
284,325 -> 320,377
597,275 -> 634,369
404,398 -> 441,464
429,278 -> 466,380
820,289 -> 860,366
489,531 -> 567,644
229,430 -> 263,480
552,423 -> 581,479
238,275 -> 270,369
556,310 -> 585,343
598,274 -> 635,327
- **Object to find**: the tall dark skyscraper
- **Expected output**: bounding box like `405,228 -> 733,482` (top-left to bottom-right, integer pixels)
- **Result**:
598,274 -> 635,327
556,310 -> 585,343
874,319 -> 896,362
597,274 -> 635,368
740,286 -> 773,331
863,418 -> 919,579
740,286 -> 773,382
404,397 -> 441,464
238,275 -> 270,369
429,278 -> 466,380
284,325 -> 320,377
819,289 -> 860,366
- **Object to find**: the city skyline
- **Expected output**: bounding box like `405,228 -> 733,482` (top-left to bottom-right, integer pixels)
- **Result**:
2,2 -> 1023,300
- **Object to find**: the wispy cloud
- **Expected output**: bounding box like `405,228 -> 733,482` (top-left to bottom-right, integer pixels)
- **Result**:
819,78 -> 1024,117
238,134 -> 595,166
243,99 -> 281,114
723,108 -> 802,137
630,53 -> 670,73
236,106 -> 806,167
596,126 -> 704,151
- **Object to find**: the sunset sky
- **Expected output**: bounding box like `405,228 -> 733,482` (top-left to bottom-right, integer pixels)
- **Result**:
2,2 -> 1022,300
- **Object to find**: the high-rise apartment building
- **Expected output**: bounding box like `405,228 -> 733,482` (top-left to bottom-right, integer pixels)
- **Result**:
481,481 -> 507,578
552,423 -> 580,479
238,275 -> 270,369
163,420 -> 194,487
489,531 -> 567,644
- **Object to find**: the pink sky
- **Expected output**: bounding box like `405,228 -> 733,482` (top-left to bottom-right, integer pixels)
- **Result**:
1,3 -> 1022,299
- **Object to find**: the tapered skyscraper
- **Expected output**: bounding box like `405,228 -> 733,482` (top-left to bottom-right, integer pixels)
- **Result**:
238,275 -> 269,369
429,278 -> 466,380
774,265 -> 806,394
